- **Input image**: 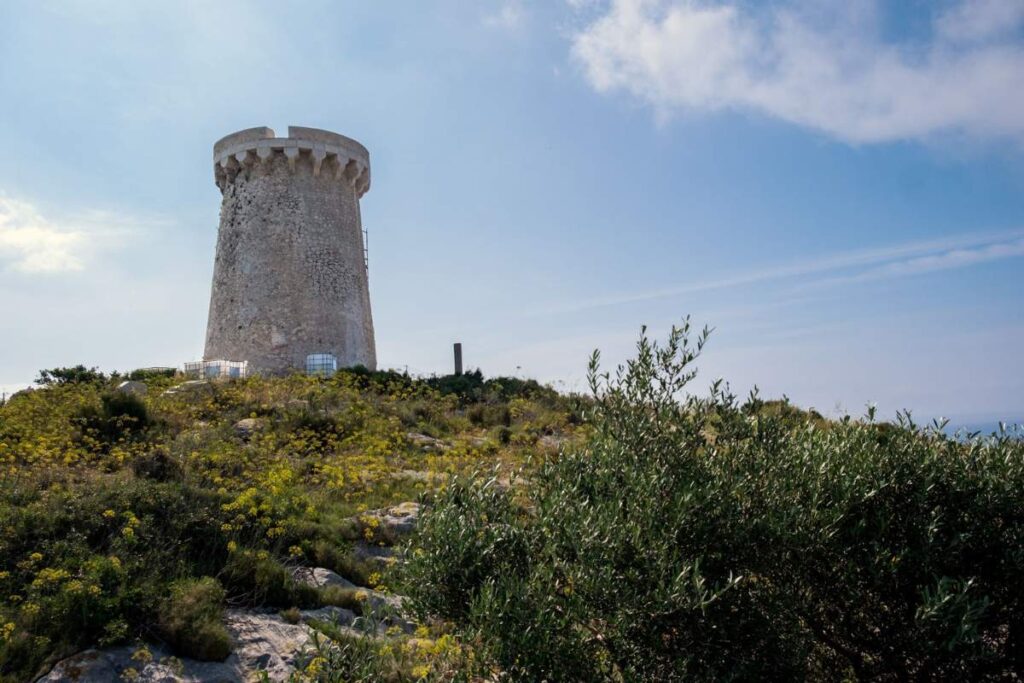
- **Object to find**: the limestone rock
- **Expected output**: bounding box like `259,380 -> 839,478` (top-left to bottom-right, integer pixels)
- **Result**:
162,381 -> 212,397
38,610 -> 317,683
406,432 -> 447,452
379,502 -> 421,536
116,381 -> 148,396
358,502 -> 421,543
352,542 -> 397,566
292,566 -> 358,591
300,606 -> 357,629
223,609 -> 313,679
291,567 -> 408,634
233,418 -> 263,439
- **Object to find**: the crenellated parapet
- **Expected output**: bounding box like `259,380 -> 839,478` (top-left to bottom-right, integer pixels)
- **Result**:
213,126 -> 371,197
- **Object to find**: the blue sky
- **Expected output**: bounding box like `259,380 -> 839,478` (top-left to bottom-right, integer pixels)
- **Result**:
0,0 -> 1022,427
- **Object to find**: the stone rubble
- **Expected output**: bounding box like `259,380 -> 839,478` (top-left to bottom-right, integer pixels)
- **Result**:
39,503 -> 424,682
405,432 -> 447,452
40,610 -> 316,683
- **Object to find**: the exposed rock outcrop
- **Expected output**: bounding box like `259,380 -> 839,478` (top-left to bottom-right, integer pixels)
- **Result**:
39,609 -> 318,682
116,381 -> 148,396
232,418 -> 263,439
358,502 -> 421,540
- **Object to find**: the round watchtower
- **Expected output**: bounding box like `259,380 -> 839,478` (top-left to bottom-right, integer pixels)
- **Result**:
203,126 -> 376,374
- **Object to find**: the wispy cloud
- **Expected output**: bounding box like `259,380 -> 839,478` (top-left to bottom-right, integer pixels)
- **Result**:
542,229 -> 1024,315
570,0 -> 1024,144
484,1 -> 527,30
0,195 -> 153,274
818,236 -> 1024,287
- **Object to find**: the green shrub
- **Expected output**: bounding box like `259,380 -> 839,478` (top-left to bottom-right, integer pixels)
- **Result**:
131,447 -> 183,482
159,577 -> 231,661
127,368 -> 176,382
77,392 -> 152,446
320,586 -> 365,615
467,404 -> 511,428
403,321 -> 1024,681
403,474 -> 531,624
35,365 -> 107,386
292,629 -> 400,682
220,551 -> 319,608
312,542 -> 375,588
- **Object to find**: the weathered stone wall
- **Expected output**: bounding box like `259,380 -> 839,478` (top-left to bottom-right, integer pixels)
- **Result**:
204,126 -> 376,374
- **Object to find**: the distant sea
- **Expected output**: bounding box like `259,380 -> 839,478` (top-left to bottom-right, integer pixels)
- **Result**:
942,420 -> 1024,439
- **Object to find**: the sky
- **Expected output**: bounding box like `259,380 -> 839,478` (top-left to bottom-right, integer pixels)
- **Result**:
0,0 -> 1022,429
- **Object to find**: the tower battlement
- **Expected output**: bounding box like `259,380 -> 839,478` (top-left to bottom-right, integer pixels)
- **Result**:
213,126 -> 371,197
203,125 -> 376,374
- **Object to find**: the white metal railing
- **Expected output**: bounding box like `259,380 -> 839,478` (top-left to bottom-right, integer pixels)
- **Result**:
183,359 -> 248,379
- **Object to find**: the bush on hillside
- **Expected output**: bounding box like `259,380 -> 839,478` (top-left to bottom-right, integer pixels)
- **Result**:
219,550 -> 319,608
159,577 -> 231,661
76,392 -> 153,446
403,320 -> 1024,681
35,365 -> 107,386
127,367 -> 176,382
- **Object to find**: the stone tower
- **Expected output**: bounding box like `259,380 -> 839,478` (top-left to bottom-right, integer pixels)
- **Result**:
204,126 -> 376,374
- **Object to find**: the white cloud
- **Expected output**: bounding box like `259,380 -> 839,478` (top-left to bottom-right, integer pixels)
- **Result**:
0,197 -> 86,273
484,1 -> 527,30
937,0 -> 1024,43
541,228 -> 1024,315
0,195 -> 147,274
571,0 -> 1024,144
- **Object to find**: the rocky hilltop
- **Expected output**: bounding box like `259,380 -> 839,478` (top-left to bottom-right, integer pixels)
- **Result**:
0,367 -> 577,682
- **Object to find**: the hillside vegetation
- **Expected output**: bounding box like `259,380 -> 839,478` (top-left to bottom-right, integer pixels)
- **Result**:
2,323 -> 1023,681
0,364 -> 578,682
